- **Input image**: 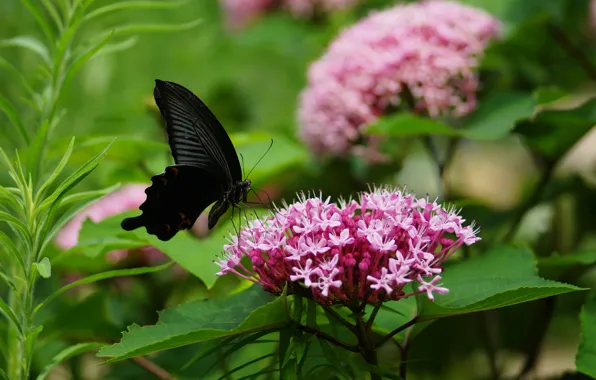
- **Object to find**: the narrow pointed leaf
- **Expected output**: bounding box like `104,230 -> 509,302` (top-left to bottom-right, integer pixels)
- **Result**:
0,36 -> 51,64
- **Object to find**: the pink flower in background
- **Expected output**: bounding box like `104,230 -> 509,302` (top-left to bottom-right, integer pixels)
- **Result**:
297,1 -> 501,160
219,0 -> 357,29
216,186 -> 480,305
55,184 -> 168,264
284,0 -> 358,18
220,0 -> 277,29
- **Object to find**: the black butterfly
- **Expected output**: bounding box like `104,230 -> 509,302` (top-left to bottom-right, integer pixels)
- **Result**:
121,79 -> 251,241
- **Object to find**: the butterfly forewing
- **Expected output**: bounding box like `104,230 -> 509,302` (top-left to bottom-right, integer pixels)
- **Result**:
153,80 -> 242,183
121,79 -> 248,241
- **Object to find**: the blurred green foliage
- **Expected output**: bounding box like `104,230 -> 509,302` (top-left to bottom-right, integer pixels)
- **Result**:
2,0 -> 596,379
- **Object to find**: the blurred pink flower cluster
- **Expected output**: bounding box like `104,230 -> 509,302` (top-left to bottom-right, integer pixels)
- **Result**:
55,184 -> 168,265
220,0 -> 357,29
297,0 -> 501,160
216,186 -> 480,305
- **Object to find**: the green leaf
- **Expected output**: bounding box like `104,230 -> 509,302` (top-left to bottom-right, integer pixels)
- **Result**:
0,231 -> 26,274
104,19 -> 202,39
366,112 -> 457,137
515,98 -> 596,161
232,132 -> 308,183
0,55 -> 35,98
418,245 -> 584,320
83,0 -> 186,21
35,137 -> 74,205
0,295 -> 21,335
0,94 -> 29,144
534,86 -> 568,106
48,136 -> 169,165
538,250 -> 596,279
36,342 -> 104,380
370,292 -> 418,341
40,184 -> 121,256
38,139 -> 115,212
62,32 -> 115,91
34,257 -> 52,279
0,211 -> 30,240
0,36 -> 51,64
576,291 -> 596,378
460,91 -> 535,140
97,286 -> 288,363
18,0 -> 55,44
33,261 -> 173,315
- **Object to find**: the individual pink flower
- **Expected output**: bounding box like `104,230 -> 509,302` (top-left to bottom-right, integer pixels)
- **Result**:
297,0 -> 502,160
216,186 -> 481,305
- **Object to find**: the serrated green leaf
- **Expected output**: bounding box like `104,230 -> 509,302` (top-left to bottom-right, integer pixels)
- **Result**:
0,94 -> 29,144
34,257 -> 51,278
461,91 -> 535,140
36,342 -> 104,380
0,35 -> 50,64
366,112 -> 458,137
576,291 -> 596,378
515,98 -> 596,161
33,261 -> 173,315
83,0 -> 186,21
97,286 -> 287,363
418,245 -> 584,319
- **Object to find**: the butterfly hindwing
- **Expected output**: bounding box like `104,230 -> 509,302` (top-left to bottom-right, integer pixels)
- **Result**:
121,79 -> 250,240
121,166 -> 225,241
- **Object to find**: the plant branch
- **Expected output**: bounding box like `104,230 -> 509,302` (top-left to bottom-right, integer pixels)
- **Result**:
502,160 -> 556,242
514,297 -> 556,380
479,310 -> 501,380
548,23 -> 596,83
365,304 -> 382,330
398,342 -> 408,380
322,304 -> 357,333
375,315 -> 419,348
295,324 -> 359,353
132,356 -> 174,380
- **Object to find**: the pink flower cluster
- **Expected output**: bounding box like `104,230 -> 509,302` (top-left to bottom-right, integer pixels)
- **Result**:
219,0 -> 357,29
216,186 -> 480,305
297,1 -> 501,160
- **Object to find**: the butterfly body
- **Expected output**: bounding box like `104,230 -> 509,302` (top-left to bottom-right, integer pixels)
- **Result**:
121,80 -> 250,241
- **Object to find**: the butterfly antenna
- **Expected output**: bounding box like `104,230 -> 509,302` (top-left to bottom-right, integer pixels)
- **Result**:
245,139 -> 274,180
250,187 -> 272,207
